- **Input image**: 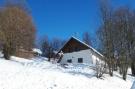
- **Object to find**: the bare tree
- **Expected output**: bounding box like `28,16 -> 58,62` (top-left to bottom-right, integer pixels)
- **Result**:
51,38 -> 63,51
112,7 -> 134,80
95,60 -> 106,78
98,0 -> 135,79
98,0 -> 115,76
82,32 -> 92,46
41,36 -> 65,61
0,2 -> 36,59
130,11 -> 135,76
41,36 -> 52,60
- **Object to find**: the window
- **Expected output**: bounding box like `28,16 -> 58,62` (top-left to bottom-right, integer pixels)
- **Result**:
67,59 -> 72,63
78,58 -> 83,63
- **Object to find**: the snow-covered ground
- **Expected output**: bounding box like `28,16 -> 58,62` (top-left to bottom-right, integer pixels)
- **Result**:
0,56 -> 134,89
131,81 -> 135,89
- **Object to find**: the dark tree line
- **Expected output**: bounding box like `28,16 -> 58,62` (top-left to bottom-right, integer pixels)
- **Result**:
40,36 -> 66,61
97,0 -> 135,80
0,0 -> 36,59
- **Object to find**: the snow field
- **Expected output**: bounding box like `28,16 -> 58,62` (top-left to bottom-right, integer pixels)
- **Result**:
0,56 -> 134,89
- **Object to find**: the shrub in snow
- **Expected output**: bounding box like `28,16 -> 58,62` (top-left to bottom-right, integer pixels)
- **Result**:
95,60 -> 106,78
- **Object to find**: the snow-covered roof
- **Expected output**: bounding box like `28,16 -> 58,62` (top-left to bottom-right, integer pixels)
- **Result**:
59,36 -> 104,57
71,36 -> 104,57
33,48 -> 42,54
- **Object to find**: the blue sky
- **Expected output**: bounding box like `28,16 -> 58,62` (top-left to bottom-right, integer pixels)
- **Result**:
27,0 -> 135,40
1,0 -> 135,40
27,0 -> 100,40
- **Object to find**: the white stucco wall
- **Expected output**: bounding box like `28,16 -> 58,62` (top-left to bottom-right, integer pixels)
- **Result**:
60,49 -> 100,65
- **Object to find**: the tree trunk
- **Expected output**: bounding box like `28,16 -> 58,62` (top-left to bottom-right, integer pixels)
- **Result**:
131,62 -> 135,76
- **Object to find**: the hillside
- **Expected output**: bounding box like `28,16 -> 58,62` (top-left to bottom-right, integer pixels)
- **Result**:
0,56 -> 134,89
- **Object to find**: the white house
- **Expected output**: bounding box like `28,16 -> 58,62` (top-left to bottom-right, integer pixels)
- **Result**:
57,37 -> 104,66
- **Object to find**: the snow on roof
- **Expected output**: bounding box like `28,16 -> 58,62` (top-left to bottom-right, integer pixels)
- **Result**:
71,36 -> 104,57
33,48 -> 42,54
59,36 -> 104,57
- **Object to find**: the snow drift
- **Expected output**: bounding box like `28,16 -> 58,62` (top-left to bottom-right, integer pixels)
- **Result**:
0,56 -> 134,89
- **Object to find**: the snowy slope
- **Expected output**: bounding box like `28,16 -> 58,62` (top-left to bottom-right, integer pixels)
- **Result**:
0,56 -> 134,89
131,81 -> 135,89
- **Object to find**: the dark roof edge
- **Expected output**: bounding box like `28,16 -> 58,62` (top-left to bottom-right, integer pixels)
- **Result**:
58,36 -> 104,57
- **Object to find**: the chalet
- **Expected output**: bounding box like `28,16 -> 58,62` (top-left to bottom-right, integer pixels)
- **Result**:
57,37 -> 104,65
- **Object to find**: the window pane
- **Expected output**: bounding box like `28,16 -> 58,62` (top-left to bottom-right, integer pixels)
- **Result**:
78,58 -> 83,63
67,59 -> 72,63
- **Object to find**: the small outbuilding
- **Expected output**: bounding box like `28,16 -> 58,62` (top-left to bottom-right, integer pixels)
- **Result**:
33,48 -> 42,56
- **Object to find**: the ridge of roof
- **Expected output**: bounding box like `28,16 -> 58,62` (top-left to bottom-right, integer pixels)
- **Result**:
58,36 -> 103,57
71,36 -> 104,57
